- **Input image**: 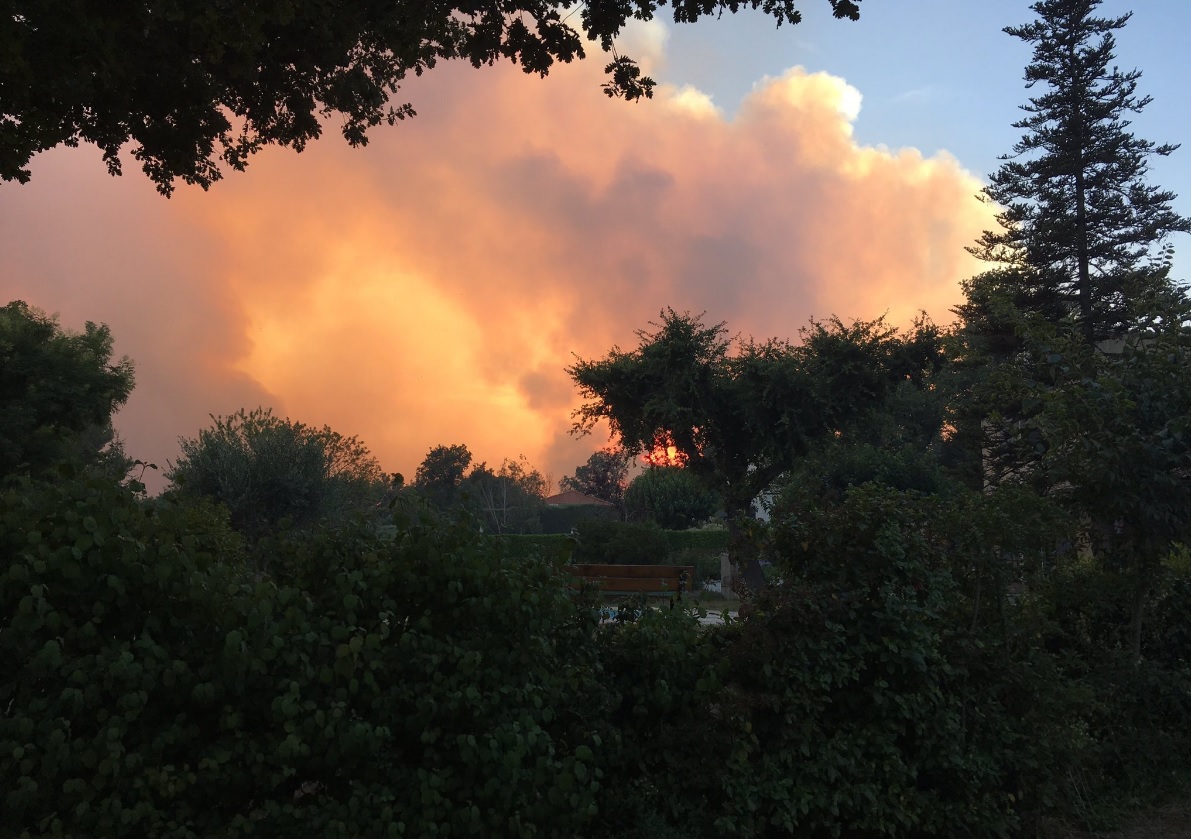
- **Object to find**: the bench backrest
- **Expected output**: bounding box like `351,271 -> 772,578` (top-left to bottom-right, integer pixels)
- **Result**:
565,564 -> 695,596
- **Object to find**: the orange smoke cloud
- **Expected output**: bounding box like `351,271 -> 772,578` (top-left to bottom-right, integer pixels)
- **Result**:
0,39 -> 997,489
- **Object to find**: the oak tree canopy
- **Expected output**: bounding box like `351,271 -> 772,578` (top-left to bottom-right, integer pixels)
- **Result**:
1,0 -> 861,195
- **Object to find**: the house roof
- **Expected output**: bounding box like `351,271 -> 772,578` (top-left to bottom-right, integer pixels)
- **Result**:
544,490 -> 615,507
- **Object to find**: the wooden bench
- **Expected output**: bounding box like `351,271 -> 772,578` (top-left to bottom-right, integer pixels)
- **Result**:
565,564 -> 695,600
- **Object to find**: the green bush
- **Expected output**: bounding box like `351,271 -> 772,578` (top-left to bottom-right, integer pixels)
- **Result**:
1079,656 -> 1191,812
666,529 -> 728,583
539,503 -> 619,534
249,511 -> 608,838
568,521 -> 729,576
495,532 -> 575,563
165,407 -> 388,543
590,604 -> 730,839
1148,562 -> 1191,667
1030,558 -> 1191,821
514,521 -> 727,584
8,471 -> 1186,838
716,489 -> 1012,836
584,485 -> 1090,838
1,473 -> 610,838
623,467 -> 717,530
663,528 -> 729,554
728,484 -> 1094,837
1,472 -> 261,838
571,519 -> 671,566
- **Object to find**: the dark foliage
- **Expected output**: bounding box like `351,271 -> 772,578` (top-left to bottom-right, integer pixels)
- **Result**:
968,0 -> 1190,343
1,472 -> 608,837
560,447 -> 632,509
624,466 -> 718,530
569,309 -> 943,563
571,518 -> 673,566
0,301 -> 134,480
411,443 -> 473,511
539,501 -> 619,534
2,0 -> 862,194
165,407 -> 388,547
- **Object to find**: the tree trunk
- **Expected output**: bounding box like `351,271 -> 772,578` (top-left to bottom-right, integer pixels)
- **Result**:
723,496 -> 757,579
1129,569 -> 1150,664
1074,160 -> 1094,343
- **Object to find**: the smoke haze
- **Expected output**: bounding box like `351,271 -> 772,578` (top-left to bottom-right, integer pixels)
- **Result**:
0,36 -> 997,488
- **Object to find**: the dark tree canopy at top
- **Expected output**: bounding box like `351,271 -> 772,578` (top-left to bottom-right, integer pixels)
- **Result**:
1,0 -> 861,195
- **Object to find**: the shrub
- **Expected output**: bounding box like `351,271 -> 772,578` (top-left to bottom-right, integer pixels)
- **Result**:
495,532 -> 575,563
539,502 -> 618,534
244,511 -> 609,838
1,472 -> 610,838
1030,557 -> 1191,822
1,471 -> 261,838
165,407 -> 388,545
590,604 -> 731,838
9,472 -> 1185,838
666,528 -> 729,583
572,519 -> 671,565
623,467 -> 717,530
724,484 -> 1089,837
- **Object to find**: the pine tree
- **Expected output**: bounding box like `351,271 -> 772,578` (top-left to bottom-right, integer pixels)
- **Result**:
969,0 -> 1190,343
955,2 -> 1191,657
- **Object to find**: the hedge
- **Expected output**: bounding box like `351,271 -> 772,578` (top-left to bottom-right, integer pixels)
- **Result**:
498,524 -> 728,584
538,504 -> 618,534
1,474 -> 608,838
6,475 -> 1190,838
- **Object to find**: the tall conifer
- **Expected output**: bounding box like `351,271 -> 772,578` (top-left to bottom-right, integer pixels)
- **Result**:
968,0 -> 1189,343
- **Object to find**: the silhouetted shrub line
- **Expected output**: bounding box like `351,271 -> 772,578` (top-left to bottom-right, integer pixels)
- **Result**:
3,475 -> 1189,838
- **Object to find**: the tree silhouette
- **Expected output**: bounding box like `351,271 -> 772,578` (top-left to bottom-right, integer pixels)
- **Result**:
569,308 -> 942,564
968,0 -> 1189,343
0,301 -> 134,479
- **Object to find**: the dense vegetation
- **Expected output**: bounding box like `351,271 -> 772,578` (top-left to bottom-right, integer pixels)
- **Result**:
3,291 -> 1191,837
5,1 -> 1191,836
502,521 -> 729,582
0,302 -> 134,480
1,473 -> 607,838
5,467 -> 1190,838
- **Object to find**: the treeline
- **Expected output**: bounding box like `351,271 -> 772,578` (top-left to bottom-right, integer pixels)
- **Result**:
4,285 -> 1191,837
407,442 -> 720,535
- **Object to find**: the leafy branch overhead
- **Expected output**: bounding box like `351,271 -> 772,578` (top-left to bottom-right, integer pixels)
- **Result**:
1,0 -> 861,195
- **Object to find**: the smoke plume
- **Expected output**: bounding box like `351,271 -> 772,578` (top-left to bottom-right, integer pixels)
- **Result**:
0,36 -> 996,487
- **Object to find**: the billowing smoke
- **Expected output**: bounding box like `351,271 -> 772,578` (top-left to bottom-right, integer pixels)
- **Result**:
0,32 -> 996,488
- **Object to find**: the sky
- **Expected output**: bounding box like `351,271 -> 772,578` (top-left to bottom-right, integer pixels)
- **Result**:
2,0 -> 1189,492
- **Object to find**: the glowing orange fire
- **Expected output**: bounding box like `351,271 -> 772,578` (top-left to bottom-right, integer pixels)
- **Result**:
641,432 -> 689,468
